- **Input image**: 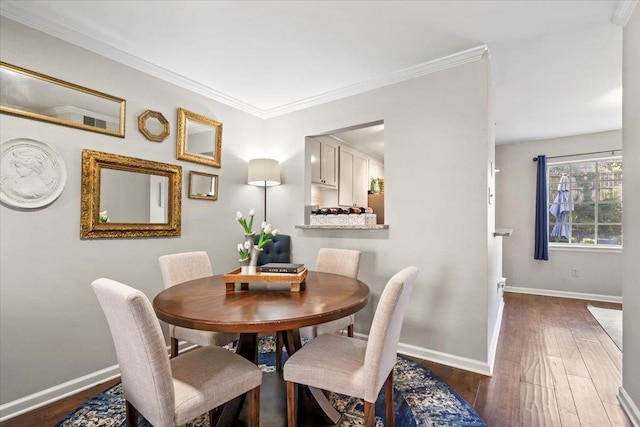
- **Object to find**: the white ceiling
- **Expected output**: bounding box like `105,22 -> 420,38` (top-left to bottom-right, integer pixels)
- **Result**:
1,0 -> 634,144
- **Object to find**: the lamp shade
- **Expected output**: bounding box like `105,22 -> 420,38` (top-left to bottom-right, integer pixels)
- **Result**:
248,158 -> 281,187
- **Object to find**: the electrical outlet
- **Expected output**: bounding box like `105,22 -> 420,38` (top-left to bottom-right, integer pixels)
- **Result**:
571,268 -> 579,277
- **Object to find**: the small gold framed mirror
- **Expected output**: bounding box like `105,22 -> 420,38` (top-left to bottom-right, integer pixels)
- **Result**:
80,149 -> 182,239
188,171 -> 218,201
138,109 -> 169,142
176,108 -> 222,168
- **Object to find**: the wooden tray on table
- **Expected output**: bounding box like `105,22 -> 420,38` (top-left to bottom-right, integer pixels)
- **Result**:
223,268 -> 308,292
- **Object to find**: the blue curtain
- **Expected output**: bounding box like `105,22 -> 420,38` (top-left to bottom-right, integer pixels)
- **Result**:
534,155 -> 549,260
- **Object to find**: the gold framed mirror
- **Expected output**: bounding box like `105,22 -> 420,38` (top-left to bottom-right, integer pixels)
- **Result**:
188,171 -> 218,200
81,149 -> 182,239
0,62 -> 126,138
176,108 -> 222,168
138,109 -> 170,142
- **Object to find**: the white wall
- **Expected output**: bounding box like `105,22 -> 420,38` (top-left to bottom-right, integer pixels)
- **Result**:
621,6 -> 640,423
0,17 -> 265,406
263,55 -> 497,369
496,130 -> 623,298
485,61 -> 503,369
0,16 -> 500,415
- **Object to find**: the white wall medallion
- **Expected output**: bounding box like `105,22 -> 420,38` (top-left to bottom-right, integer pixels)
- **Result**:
0,138 -> 67,209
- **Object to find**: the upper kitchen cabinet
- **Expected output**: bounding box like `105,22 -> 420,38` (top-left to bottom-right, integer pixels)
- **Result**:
310,137 -> 338,187
369,158 -> 384,182
339,146 -> 369,207
305,122 -> 384,226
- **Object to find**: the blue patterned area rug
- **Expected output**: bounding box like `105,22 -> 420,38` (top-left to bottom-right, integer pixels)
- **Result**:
55,337 -> 485,427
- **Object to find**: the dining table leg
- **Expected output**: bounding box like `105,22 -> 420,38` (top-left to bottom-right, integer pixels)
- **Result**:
209,332 -> 258,427
284,329 -> 342,424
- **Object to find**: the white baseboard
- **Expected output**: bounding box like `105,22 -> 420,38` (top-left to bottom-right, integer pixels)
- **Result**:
487,298 -> 505,376
397,342 -> 493,376
353,332 -> 493,376
0,340 -> 194,422
619,387 -> 640,427
504,286 -> 622,304
0,332 -> 501,422
0,365 -> 120,422
375,298 -> 503,377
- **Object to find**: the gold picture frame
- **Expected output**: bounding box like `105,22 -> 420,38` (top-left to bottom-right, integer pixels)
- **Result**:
138,109 -> 170,142
80,149 -> 182,239
1,62 -> 126,138
176,108 -> 222,168
188,171 -> 218,201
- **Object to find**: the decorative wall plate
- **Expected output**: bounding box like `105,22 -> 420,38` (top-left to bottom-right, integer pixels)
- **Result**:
0,138 -> 67,208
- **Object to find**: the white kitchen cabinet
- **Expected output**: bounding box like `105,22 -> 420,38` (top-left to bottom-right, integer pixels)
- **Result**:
354,155 -> 369,206
369,158 -> 384,182
338,146 -> 369,207
310,137 -> 338,187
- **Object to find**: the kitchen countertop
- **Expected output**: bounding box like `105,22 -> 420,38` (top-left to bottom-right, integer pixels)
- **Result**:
295,224 -> 389,230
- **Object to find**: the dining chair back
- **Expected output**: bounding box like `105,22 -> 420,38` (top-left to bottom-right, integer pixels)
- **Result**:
272,248 -> 362,371
300,248 -> 361,338
363,266 -> 418,402
283,266 -> 419,427
315,247 -> 361,278
158,251 -> 212,287
92,278 -> 262,427
158,251 -> 239,357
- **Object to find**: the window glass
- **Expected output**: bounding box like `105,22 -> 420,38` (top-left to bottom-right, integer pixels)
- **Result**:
548,157 -> 622,247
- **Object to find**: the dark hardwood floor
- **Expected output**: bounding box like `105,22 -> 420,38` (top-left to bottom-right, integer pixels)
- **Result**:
419,292 -> 631,427
1,293 -> 631,427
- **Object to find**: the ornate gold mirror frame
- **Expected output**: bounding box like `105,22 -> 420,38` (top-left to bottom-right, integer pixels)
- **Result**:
176,108 -> 222,168
81,149 -> 182,239
138,109 -> 170,142
188,171 -> 219,201
0,62 -> 126,138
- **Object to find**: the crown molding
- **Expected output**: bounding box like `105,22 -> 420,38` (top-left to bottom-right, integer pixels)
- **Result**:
612,0 -> 638,26
0,2 -> 264,117
1,2 -> 487,120
260,45 -> 488,119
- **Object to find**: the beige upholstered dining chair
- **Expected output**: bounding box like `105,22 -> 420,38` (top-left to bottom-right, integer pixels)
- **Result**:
158,251 -> 239,357
301,247 -> 362,339
283,266 -> 419,427
92,278 -> 262,427
274,248 -> 361,370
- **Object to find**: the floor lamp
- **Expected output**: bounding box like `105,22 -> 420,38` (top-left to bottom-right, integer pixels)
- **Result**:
247,158 -> 281,223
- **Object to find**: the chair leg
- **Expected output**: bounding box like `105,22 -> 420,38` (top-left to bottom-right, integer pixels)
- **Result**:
286,381 -> 298,427
248,385 -> 261,427
364,400 -> 375,427
125,400 -> 139,427
385,370 -> 395,427
347,324 -> 354,337
276,332 -> 284,372
170,337 -> 179,358
209,405 -> 224,426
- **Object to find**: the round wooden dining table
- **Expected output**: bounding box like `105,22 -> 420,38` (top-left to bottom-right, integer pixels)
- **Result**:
153,270 -> 370,426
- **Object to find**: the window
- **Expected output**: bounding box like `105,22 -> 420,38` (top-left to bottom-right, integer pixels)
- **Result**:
548,158 -> 622,246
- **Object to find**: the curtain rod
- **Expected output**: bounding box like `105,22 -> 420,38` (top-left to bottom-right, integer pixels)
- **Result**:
532,149 -> 622,162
